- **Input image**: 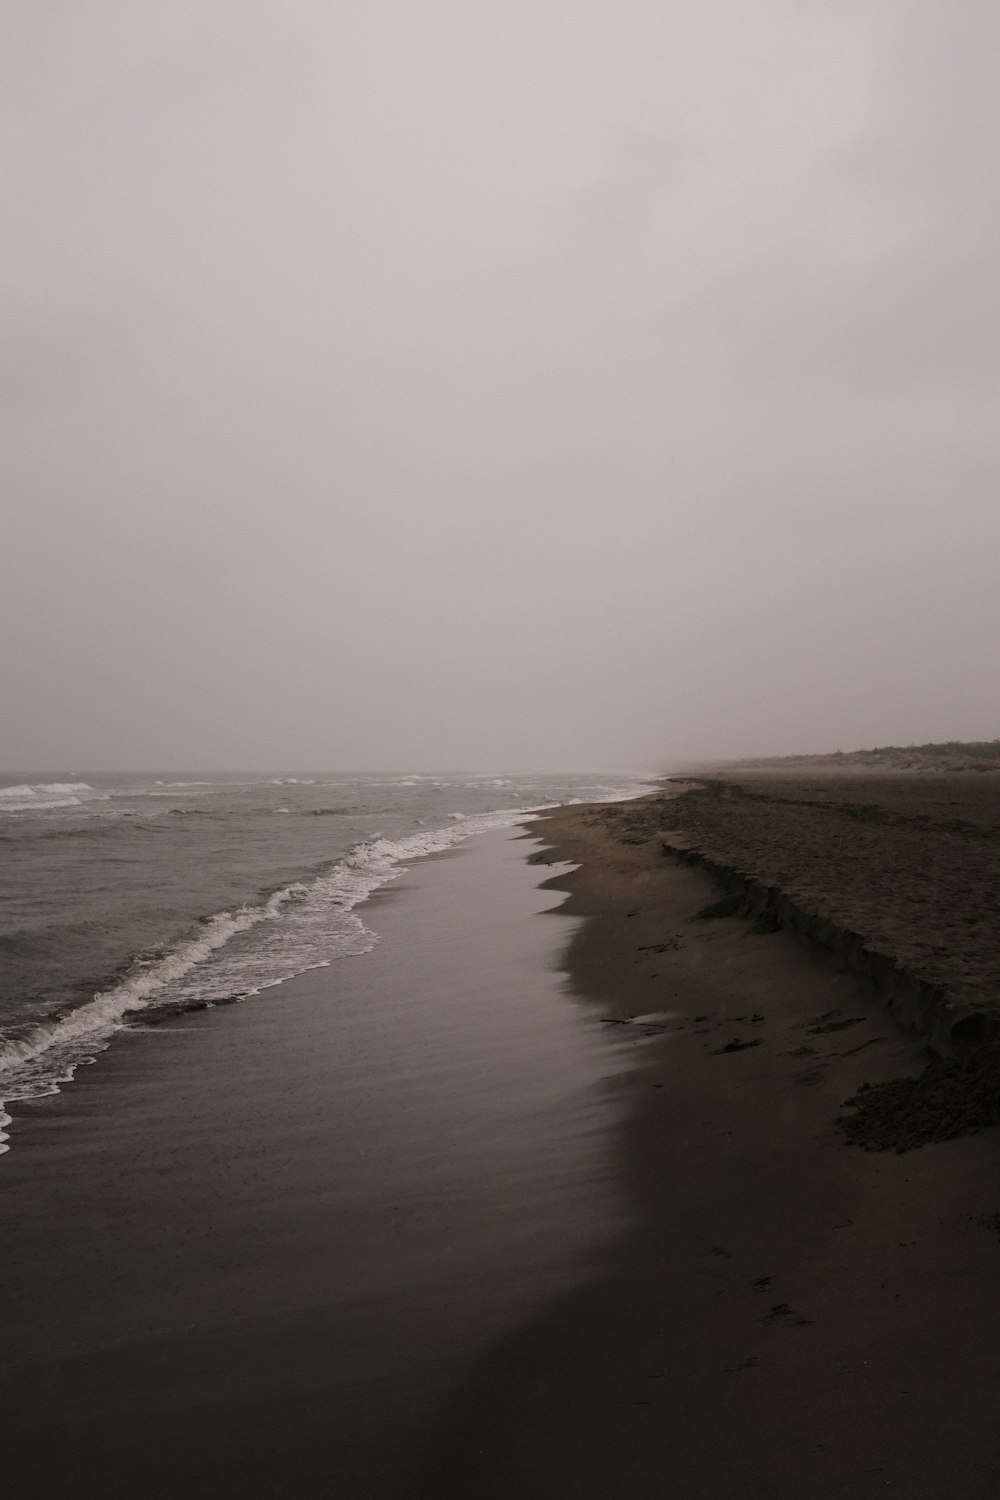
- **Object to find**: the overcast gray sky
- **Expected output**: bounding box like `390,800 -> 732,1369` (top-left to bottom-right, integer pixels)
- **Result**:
3,1 -> 998,770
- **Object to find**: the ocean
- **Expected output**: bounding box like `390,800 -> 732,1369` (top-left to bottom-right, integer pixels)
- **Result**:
0,770 -> 645,1150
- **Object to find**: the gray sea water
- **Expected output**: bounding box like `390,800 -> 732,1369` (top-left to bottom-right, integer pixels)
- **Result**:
0,770 -> 645,1148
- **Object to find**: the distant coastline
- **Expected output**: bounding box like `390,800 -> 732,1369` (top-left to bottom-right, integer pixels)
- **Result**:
679,737 -> 1000,776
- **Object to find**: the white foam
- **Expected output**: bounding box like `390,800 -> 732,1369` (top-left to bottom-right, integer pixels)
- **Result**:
0,795 -> 83,811
0,804 -> 542,1132
0,904 -> 279,1076
0,789 -> 654,1147
0,781 -> 104,813
0,781 -> 94,798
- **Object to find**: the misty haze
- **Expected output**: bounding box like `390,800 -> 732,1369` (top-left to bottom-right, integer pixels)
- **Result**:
4,2 -> 997,771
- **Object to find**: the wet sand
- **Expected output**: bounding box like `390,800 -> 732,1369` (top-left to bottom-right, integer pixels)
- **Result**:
420,782 -> 1000,1497
0,830 -> 628,1498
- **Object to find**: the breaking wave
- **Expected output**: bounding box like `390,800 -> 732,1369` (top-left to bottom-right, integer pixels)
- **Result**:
0,782 -> 102,813
0,806 -> 538,1150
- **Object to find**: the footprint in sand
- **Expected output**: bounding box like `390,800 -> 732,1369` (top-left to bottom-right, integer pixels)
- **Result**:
807,1016 -> 865,1036
763,1303 -> 814,1328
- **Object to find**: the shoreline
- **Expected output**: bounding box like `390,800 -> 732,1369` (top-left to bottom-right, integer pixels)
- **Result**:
0,796 -> 610,1143
5,773 -> 1000,1495
419,780 -> 1000,1497
0,829 -> 628,1498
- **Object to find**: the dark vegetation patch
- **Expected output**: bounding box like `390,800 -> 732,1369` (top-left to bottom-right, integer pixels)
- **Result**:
838,1048 -> 1000,1152
864,739 -> 1000,760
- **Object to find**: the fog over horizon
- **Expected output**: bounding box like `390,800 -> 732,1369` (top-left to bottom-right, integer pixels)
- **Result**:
4,2 -> 998,773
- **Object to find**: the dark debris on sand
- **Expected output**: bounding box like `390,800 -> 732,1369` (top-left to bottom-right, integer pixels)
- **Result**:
838,1047 -> 1000,1153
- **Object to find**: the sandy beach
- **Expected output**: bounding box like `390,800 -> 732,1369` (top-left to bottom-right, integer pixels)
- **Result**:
5,771 -> 1000,1496
421,770 -> 1000,1496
